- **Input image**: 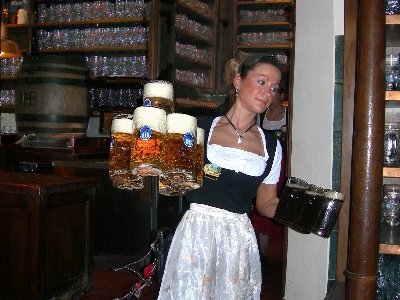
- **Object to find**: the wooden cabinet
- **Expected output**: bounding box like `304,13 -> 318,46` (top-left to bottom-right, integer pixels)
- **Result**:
381,14 -> 400,256
0,171 -> 96,300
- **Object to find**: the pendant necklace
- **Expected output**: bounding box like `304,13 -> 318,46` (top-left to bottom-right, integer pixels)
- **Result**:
224,115 -> 256,144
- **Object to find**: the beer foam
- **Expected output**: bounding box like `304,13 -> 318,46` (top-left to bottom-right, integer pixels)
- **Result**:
324,191 -> 345,201
143,80 -> 174,101
133,106 -> 167,133
166,113 -> 197,134
286,182 -> 308,189
111,118 -> 134,134
197,128 -> 205,144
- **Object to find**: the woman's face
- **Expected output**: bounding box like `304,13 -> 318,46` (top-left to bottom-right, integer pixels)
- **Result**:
234,63 -> 281,114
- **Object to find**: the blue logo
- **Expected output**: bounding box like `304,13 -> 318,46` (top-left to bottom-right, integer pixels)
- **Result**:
183,132 -> 194,148
139,125 -> 152,140
143,98 -> 152,107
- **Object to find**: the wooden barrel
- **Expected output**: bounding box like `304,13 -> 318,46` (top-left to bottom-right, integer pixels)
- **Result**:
15,55 -> 88,140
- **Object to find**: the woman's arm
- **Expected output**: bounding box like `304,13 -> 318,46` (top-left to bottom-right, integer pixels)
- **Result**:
256,183 -> 279,218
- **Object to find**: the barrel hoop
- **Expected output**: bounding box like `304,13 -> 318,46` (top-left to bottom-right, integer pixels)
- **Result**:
18,77 -> 86,87
17,126 -> 87,133
16,114 -> 88,123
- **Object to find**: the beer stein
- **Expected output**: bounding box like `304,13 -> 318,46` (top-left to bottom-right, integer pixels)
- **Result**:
293,184 -> 326,234
382,184 -> 400,227
384,122 -> 400,166
274,177 -> 309,226
131,106 -> 166,176
312,190 -> 345,238
109,114 -> 144,190
159,113 -> 197,195
142,80 -> 174,114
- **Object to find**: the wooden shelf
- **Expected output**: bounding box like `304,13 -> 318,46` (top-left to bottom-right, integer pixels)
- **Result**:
386,14 -> 400,25
33,17 -> 149,28
380,224 -> 400,255
386,91 -> 400,101
176,2 -> 214,23
383,167 -> 400,177
237,43 -> 292,49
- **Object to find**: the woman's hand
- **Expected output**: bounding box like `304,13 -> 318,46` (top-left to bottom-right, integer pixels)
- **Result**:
256,183 -> 279,218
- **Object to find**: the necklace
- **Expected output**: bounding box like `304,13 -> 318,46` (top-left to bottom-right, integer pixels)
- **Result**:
224,115 -> 256,144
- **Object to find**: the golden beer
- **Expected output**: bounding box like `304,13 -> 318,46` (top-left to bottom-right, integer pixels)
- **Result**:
109,115 -> 144,190
131,106 -> 166,176
159,113 -> 197,195
192,127 -> 205,189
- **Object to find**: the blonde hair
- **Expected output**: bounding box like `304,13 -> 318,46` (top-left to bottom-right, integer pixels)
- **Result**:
224,50 -> 248,88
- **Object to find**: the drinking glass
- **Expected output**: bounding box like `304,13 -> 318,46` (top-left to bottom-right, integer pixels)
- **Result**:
131,107 -> 166,176
109,114 -> 144,190
274,177 -> 309,226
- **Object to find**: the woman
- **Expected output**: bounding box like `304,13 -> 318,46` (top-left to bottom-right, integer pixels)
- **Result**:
259,86 -> 286,132
158,55 -> 283,300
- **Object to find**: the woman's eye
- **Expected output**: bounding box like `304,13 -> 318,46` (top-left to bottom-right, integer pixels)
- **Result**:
257,80 -> 266,86
271,87 -> 280,94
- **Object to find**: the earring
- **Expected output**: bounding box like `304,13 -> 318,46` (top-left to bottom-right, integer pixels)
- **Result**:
235,87 -> 239,96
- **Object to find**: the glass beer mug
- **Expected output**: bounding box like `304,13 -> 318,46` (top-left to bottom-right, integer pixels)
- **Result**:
109,114 -> 144,190
187,127 -> 205,190
131,106 -> 166,176
384,122 -> 400,166
142,80 -> 174,114
159,113 -> 197,194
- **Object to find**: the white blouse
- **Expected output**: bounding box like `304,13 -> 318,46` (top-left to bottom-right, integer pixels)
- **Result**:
207,116 -> 282,184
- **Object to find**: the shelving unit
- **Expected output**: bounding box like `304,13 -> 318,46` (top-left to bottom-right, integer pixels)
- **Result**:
159,0 -> 219,95
381,14 -> 400,256
0,0 -> 161,118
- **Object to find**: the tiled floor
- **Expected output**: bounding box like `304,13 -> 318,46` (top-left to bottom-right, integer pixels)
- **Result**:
81,233 -> 284,300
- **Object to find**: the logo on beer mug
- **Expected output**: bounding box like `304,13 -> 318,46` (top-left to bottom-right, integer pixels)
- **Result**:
143,98 -> 152,107
139,125 -> 152,140
183,132 -> 194,148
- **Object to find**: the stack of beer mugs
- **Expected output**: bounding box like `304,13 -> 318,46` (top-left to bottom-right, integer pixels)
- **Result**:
108,80 -> 205,195
274,177 -> 345,238
109,114 -> 144,190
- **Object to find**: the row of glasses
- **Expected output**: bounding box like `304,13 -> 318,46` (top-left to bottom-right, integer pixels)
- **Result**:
175,41 -> 210,65
238,31 -> 291,46
386,53 -> 399,91
385,0 -> 399,14
0,58 -> 24,76
175,69 -> 209,88
84,55 -> 147,77
0,90 -> 16,106
377,254 -> 400,299
238,9 -> 289,23
177,0 -> 212,18
36,26 -> 147,50
88,87 -> 142,110
175,14 -> 213,42
36,0 -> 149,23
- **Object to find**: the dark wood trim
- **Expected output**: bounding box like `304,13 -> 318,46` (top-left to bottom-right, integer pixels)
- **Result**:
337,0 -> 358,282
345,0 -> 385,298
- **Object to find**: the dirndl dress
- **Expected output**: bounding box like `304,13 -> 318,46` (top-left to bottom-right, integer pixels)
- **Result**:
157,203 -> 262,300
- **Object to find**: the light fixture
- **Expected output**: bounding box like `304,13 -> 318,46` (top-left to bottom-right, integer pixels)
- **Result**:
0,23 -> 22,58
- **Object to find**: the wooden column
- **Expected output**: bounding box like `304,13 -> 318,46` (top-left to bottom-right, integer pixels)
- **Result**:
345,0 -> 385,299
